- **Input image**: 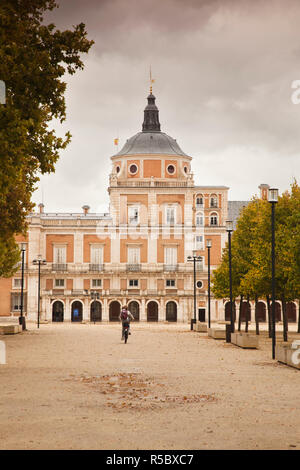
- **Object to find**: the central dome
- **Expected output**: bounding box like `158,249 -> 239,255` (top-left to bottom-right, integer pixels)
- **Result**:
114,92 -> 189,157
115,131 -> 188,156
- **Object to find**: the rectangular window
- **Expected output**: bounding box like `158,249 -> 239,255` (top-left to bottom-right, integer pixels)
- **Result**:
165,205 -> 176,225
166,279 -> 176,287
92,279 -> 102,288
90,245 -> 103,265
12,294 -> 22,311
196,213 -> 204,226
55,279 -> 65,287
54,246 -> 66,264
13,278 -> 22,288
195,235 -> 204,250
128,246 -> 140,264
128,205 -> 139,225
129,279 -> 139,287
164,247 -> 177,265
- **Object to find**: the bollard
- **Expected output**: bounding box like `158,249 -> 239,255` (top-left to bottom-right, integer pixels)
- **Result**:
0,341 -> 6,364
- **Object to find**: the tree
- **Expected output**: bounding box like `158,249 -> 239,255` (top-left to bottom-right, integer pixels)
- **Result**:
0,0 -> 94,276
212,182 -> 300,340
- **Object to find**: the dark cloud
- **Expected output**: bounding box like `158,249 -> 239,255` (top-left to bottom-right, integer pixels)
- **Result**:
34,0 -> 300,212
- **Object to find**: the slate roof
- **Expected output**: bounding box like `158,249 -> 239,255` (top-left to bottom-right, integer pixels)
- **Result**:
228,201 -> 250,229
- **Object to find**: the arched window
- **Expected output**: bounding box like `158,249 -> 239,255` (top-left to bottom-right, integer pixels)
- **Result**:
210,194 -> 218,208
196,194 -> 204,209
210,212 -> 218,226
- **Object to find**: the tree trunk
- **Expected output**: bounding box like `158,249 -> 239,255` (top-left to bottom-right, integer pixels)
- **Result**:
266,295 -> 272,338
281,294 -> 288,342
245,294 -> 250,333
255,295 -> 259,335
238,294 -> 243,331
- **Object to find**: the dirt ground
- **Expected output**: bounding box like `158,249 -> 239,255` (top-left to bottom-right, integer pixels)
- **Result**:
0,321 -> 299,450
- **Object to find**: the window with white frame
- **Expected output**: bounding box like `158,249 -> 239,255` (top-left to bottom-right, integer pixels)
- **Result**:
210,195 -> 218,208
128,205 -> 139,225
12,293 -> 22,311
196,196 -> 204,208
13,278 -> 22,288
129,279 -> 139,287
92,279 -> 101,288
196,212 -> 204,226
164,246 -> 177,266
210,213 -> 218,226
195,235 -> 204,250
166,279 -> 176,287
55,279 -> 65,288
90,245 -> 103,265
165,205 -> 176,225
54,245 -> 66,264
128,246 -> 140,264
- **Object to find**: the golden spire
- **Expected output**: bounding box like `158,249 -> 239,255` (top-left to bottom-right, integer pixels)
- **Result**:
149,65 -> 155,94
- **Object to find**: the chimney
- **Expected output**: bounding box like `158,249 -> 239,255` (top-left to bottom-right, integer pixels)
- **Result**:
82,205 -> 90,215
258,184 -> 270,201
38,203 -> 44,214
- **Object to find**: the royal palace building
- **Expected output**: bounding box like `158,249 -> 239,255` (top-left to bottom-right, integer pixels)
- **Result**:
0,92 -> 298,324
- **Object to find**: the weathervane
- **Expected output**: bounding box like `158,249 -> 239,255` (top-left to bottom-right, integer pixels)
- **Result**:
149,66 -> 155,94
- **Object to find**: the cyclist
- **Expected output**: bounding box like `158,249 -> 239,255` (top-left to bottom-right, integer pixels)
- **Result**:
119,305 -> 134,340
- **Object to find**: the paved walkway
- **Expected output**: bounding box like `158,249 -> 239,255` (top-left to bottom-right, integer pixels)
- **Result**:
0,322 -> 299,450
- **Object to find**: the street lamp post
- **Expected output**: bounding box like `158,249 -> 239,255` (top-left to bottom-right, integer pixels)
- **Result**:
19,243 -> 26,331
206,239 -> 212,329
187,250 -> 203,330
268,188 -> 279,359
226,220 -> 234,336
33,255 -> 47,328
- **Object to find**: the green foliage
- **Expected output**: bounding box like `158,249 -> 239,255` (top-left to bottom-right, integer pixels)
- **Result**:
212,181 -> 300,303
0,0 -> 94,275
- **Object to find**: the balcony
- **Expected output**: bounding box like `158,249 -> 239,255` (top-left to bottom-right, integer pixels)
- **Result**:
89,263 -> 104,272
163,264 -> 178,272
52,263 -> 68,272
15,262 -> 28,271
71,289 -> 89,296
126,263 -> 141,272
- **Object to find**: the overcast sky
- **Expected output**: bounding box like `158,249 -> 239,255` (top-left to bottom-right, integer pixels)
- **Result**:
32,0 -> 300,213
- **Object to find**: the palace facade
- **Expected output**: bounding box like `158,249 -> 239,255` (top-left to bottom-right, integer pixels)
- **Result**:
0,92 -> 298,324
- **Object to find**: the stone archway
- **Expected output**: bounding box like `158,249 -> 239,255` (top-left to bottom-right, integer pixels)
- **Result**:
241,301 -> 251,322
71,301 -> 83,322
286,302 -> 296,323
225,302 -> 236,322
52,301 -> 64,322
271,302 -> 281,322
147,301 -> 158,322
128,301 -> 140,321
256,301 -> 266,322
166,301 -> 177,322
109,301 -> 121,321
90,301 -> 102,322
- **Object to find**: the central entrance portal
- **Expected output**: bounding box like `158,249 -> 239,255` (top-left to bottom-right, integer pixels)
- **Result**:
71,301 -> 83,322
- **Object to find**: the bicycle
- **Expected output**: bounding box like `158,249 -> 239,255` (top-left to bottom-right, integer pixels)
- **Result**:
123,322 -> 130,344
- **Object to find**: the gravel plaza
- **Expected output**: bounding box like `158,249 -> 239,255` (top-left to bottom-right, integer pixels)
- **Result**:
0,321 -> 299,450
